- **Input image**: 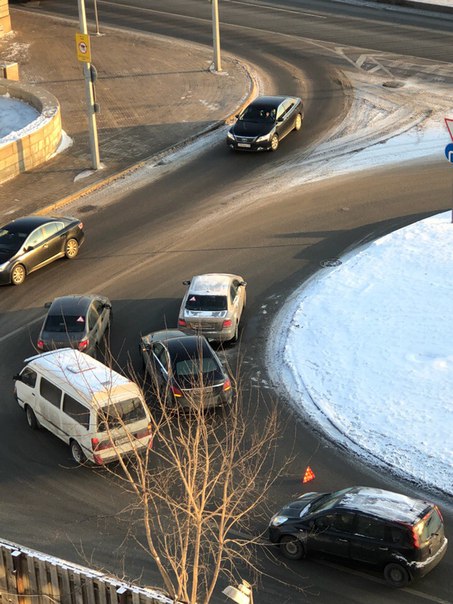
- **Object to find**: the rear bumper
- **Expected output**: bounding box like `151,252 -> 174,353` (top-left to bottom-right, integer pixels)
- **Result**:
408,537 -> 448,579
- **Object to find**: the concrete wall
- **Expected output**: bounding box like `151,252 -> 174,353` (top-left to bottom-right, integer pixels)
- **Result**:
0,0 -> 11,34
0,80 -> 62,184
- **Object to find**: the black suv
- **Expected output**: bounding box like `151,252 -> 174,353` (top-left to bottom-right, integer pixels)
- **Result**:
269,486 -> 447,587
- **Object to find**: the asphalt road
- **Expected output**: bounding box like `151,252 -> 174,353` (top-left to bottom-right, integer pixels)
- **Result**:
2,1 -> 453,603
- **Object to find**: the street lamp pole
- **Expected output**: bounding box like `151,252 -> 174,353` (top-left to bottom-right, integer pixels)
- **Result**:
211,0 -> 222,72
93,0 -> 101,36
77,0 -> 101,170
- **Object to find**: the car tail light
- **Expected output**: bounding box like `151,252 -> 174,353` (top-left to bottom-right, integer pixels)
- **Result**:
37,339 -> 44,350
78,222 -> 84,229
91,437 -> 113,452
411,523 -> 421,549
223,377 -> 232,392
435,506 -> 443,522
78,338 -> 89,351
178,319 -> 187,327
135,424 -> 152,440
223,319 -> 232,329
170,384 -> 183,398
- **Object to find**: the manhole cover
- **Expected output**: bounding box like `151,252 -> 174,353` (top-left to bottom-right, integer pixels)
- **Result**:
320,258 -> 342,267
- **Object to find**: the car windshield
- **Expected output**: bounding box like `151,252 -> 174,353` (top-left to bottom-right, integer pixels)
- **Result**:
0,228 -> 28,253
308,488 -> 352,515
185,295 -> 227,311
239,105 -> 276,123
97,397 -> 146,432
44,314 -> 87,333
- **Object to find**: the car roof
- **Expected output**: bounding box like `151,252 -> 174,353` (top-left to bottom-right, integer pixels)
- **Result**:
250,95 -> 295,108
2,216 -> 57,232
166,335 -> 213,359
337,487 -> 431,524
189,273 -> 240,296
48,295 -> 98,315
22,349 -> 137,404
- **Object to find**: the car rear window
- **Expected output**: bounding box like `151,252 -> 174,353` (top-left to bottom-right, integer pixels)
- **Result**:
418,508 -> 443,543
97,397 -> 147,432
44,314 -> 86,333
185,295 -> 227,311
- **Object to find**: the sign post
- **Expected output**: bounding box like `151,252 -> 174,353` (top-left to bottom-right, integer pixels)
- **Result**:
76,0 -> 100,170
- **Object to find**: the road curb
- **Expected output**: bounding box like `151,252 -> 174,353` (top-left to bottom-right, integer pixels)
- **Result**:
367,0 -> 453,14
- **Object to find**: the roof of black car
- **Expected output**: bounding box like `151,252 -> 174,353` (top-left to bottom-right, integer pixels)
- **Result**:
250,95 -> 292,107
337,487 -> 430,523
166,335 -> 211,359
3,216 -> 56,232
48,295 -> 94,315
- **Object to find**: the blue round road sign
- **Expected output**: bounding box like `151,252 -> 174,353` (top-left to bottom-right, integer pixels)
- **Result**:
445,143 -> 453,163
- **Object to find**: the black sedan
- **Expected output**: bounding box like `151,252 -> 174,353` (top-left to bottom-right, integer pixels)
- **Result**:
37,294 -> 112,357
139,329 -> 232,410
0,215 -> 84,285
227,95 -> 303,152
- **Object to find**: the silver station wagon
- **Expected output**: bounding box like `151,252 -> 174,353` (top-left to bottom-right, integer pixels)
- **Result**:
178,273 -> 247,343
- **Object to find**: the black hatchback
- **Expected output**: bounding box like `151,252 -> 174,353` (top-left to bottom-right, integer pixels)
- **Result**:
0,215 -> 84,285
269,486 -> 447,587
227,95 -> 303,152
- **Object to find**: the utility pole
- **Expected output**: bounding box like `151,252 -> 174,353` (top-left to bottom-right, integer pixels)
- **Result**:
77,0 -> 101,170
211,0 -> 222,72
93,0 -> 101,36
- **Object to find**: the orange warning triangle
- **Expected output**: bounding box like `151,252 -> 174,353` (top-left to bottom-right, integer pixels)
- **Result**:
302,466 -> 315,483
445,118 -> 453,142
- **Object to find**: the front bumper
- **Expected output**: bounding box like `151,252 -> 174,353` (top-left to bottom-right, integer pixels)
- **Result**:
227,139 -> 272,152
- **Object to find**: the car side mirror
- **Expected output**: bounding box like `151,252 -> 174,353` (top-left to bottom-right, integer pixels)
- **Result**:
182,280 -> 191,286
104,303 -> 112,310
24,246 -> 34,252
240,281 -> 247,287
44,301 -> 52,308
277,117 -> 284,123
13,374 -> 21,381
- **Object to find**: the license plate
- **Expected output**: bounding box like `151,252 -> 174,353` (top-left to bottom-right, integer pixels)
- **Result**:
115,436 -> 129,445
237,143 -> 251,148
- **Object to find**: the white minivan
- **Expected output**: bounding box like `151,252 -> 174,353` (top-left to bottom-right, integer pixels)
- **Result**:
14,348 -> 153,464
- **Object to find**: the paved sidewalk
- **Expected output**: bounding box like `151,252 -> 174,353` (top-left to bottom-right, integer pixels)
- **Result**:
0,10 -> 253,220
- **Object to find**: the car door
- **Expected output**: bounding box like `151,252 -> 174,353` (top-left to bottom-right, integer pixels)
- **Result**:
41,222 -> 65,263
276,100 -> 293,138
150,342 -> 169,391
308,511 -> 356,558
20,226 -> 51,272
350,515 -> 390,565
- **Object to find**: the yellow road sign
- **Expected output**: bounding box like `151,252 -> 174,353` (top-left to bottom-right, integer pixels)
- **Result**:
75,33 -> 91,63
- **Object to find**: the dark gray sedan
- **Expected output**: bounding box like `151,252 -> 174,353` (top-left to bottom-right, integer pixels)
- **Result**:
227,95 -> 303,152
0,215 -> 85,285
37,294 -> 112,357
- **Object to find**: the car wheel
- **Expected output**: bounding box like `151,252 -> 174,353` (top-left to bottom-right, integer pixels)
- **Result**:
70,440 -> 85,464
270,134 -> 279,152
11,264 -> 26,285
383,563 -> 411,588
294,113 -> 303,131
25,406 -> 39,430
280,535 -> 305,560
65,238 -> 79,259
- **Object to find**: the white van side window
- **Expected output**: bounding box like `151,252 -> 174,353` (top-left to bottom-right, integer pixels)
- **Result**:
21,368 -> 37,388
62,394 -> 90,429
40,378 -> 62,408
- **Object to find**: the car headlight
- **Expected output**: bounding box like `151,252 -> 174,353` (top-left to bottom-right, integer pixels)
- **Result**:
0,262 -> 9,272
256,133 -> 272,143
271,515 -> 289,527
227,131 -> 235,141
